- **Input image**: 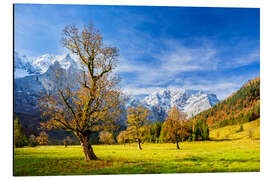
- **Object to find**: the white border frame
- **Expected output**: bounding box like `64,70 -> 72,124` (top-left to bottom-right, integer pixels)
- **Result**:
1,0 -> 269,180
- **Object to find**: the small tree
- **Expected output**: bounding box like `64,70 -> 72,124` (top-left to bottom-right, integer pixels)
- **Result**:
63,136 -> 73,147
99,131 -> 115,144
236,124 -> 244,133
147,122 -> 162,143
66,136 -> 72,145
63,139 -> 67,147
14,117 -> 28,148
36,131 -> 49,145
162,106 -> 189,149
159,125 -> 165,143
216,131 -> 220,138
28,134 -> 37,147
192,118 -> 209,141
117,130 -> 129,145
240,124 -> 244,132
247,128 -> 254,140
126,106 -> 151,150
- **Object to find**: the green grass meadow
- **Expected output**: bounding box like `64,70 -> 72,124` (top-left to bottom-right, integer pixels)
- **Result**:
14,119 -> 260,176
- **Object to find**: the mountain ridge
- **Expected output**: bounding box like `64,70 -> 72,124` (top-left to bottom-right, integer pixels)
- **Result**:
14,51 -> 81,79
139,88 -> 219,121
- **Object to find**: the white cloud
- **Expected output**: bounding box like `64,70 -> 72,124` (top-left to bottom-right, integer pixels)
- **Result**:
122,81 -> 240,100
179,73 -> 259,100
121,69 -> 259,100
116,38 -> 259,100
221,49 -> 260,69
115,58 -> 149,73
117,40 -> 219,86
122,86 -> 163,96
158,41 -> 218,73
183,82 -> 240,100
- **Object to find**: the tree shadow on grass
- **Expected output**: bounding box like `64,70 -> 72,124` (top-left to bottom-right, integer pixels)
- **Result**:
179,155 -> 259,164
209,138 -> 242,142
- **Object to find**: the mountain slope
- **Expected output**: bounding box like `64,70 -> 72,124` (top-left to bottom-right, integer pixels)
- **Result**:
210,118 -> 260,141
14,51 -> 81,79
14,53 -> 83,141
141,89 -> 219,122
32,53 -> 80,74
191,77 -> 260,129
14,52 -> 39,78
14,54 -> 82,113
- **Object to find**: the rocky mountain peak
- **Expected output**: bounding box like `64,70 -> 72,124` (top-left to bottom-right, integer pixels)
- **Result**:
125,88 -> 219,122
14,51 -> 81,78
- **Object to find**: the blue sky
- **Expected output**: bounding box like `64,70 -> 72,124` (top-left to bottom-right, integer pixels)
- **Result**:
14,4 -> 260,100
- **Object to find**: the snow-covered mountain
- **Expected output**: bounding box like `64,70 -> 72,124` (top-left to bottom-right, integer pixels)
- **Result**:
14,52 -> 81,79
14,52 -> 82,112
14,51 -> 219,122
124,89 -> 219,121
14,52 -> 39,78
33,53 -> 80,74
184,91 -> 219,118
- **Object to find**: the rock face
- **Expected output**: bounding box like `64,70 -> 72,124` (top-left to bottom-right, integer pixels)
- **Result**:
14,51 -> 219,125
14,52 -> 82,113
140,89 -> 219,122
124,89 -> 219,122
14,52 -> 39,78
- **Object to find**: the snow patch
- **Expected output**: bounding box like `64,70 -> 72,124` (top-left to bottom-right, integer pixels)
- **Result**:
15,69 -> 30,79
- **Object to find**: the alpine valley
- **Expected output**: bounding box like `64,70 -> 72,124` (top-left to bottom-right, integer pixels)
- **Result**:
14,52 -> 219,138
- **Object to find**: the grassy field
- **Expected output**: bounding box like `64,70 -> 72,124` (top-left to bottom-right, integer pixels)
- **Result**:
14,119 -> 260,176
210,118 -> 260,140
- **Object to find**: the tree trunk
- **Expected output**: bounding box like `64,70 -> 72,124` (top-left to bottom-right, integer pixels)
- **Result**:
137,139 -> 142,150
176,141 -> 180,150
79,135 -> 98,161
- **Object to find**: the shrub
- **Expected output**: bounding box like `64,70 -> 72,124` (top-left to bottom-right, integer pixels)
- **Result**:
14,117 -> 28,148
99,131 -> 115,144
63,136 -> 72,147
117,131 -> 129,144
239,124 -> 244,132
216,131 -> 220,138
247,128 -> 254,140
36,131 -> 49,145
236,124 -> 244,133
28,134 -> 37,147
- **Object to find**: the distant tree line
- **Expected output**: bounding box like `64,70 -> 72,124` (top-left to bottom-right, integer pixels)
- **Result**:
14,117 -> 76,147
115,105 -> 209,150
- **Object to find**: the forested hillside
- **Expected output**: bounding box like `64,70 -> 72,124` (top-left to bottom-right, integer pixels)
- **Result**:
191,77 -> 260,130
